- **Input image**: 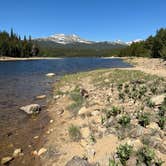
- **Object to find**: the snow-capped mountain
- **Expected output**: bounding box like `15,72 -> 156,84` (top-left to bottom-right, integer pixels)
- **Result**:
37,34 -> 93,45
36,33 -> 142,47
126,39 -> 143,45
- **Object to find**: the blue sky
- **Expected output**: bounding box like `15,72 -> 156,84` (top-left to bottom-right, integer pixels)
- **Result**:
0,0 -> 165,41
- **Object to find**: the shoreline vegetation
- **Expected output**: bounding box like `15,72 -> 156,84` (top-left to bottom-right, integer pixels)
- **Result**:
37,57 -> 166,166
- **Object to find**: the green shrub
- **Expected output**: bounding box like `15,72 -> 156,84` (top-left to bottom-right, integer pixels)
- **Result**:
138,112 -> 150,127
68,124 -> 81,141
109,159 -> 119,166
89,134 -> 96,144
105,106 -> 121,118
146,98 -> 155,108
154,159 -> 165,166
116,143 -> 133,165
124,84 -> 130,94
150,86 -> 157,94
101,115 -> 106,125
119,93 -> 125,102
118,115 -> 131,127
68,88 -> 85,115
157,116 -> 165,130
158,105 -> 166,116
139,86 -> 147,96
117,83 -> 123,91
137,146 -> 155,166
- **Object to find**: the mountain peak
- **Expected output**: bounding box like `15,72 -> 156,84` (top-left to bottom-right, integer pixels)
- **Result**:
38,33 -> 93,44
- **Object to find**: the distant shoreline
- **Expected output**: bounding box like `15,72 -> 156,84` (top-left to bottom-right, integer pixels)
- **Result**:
0,56 -> 63,61
0,56 -> 121,62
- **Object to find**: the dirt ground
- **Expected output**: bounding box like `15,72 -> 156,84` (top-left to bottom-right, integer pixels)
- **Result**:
40,57 -> 166,166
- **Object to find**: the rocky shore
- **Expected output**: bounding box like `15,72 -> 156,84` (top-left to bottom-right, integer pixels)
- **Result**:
37,57 -> 166,166
1,57 -> 166,166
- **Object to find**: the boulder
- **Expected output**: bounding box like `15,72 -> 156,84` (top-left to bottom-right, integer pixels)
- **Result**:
65,156 -> 91,166
1,156 -> 13,165
20,104 -> 41,115
151,94 -> 166,106
46,73 -> 55,77
130,125 -> 146,138
146,122 -> 160,130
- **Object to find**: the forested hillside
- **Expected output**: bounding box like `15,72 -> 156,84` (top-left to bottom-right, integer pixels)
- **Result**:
119,28 -> 166,59
37,40 -> 126,57
0,29 -> 39,57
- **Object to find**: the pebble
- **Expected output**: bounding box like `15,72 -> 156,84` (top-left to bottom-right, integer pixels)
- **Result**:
34,136 -> 39,139
38,148 -> 47,156
56,109 -> 64,115
32,150 -> 38,156
36,95 -> 46,99
13,148 -> 22,157
46,73 -> 55,77
50,119 -> 54,123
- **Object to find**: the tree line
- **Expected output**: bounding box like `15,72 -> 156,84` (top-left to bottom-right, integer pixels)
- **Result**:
0,29 -> 39,57
119,28 -> 166,59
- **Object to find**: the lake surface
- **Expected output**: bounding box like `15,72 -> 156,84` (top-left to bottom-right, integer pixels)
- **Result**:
0,57 -> 132,165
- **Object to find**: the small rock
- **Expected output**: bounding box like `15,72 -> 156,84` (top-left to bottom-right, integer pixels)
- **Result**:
65,156 -> 91,166
13,148 -> 22,157
1,156 -> 13,165
87,148 -> 96,159
104,79 -> 109,83
151,94 -> 166,106
38,148 -> 47,156
81,127 -> 90,138
53,95 -> 60,100
126,156 -> 137,166
20,104 -> 41,115
130,125 -> 146,138
36,95 -> 46,100
32,150 -> 38,156
80,89 -> 89,98
127,139 -> 143,151
80,139 -> 88,147
46,73 -> 55,77
147,122 -> 160,130
34,136 -> 39,139
57,109 -> 64,115
50,119 -> 54,123
91,111 -> 100,116
78,107 -> 90,116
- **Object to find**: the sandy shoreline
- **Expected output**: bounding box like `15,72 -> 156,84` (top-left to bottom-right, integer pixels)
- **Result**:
0,56 -> 122,62
0,56 -> 63,61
